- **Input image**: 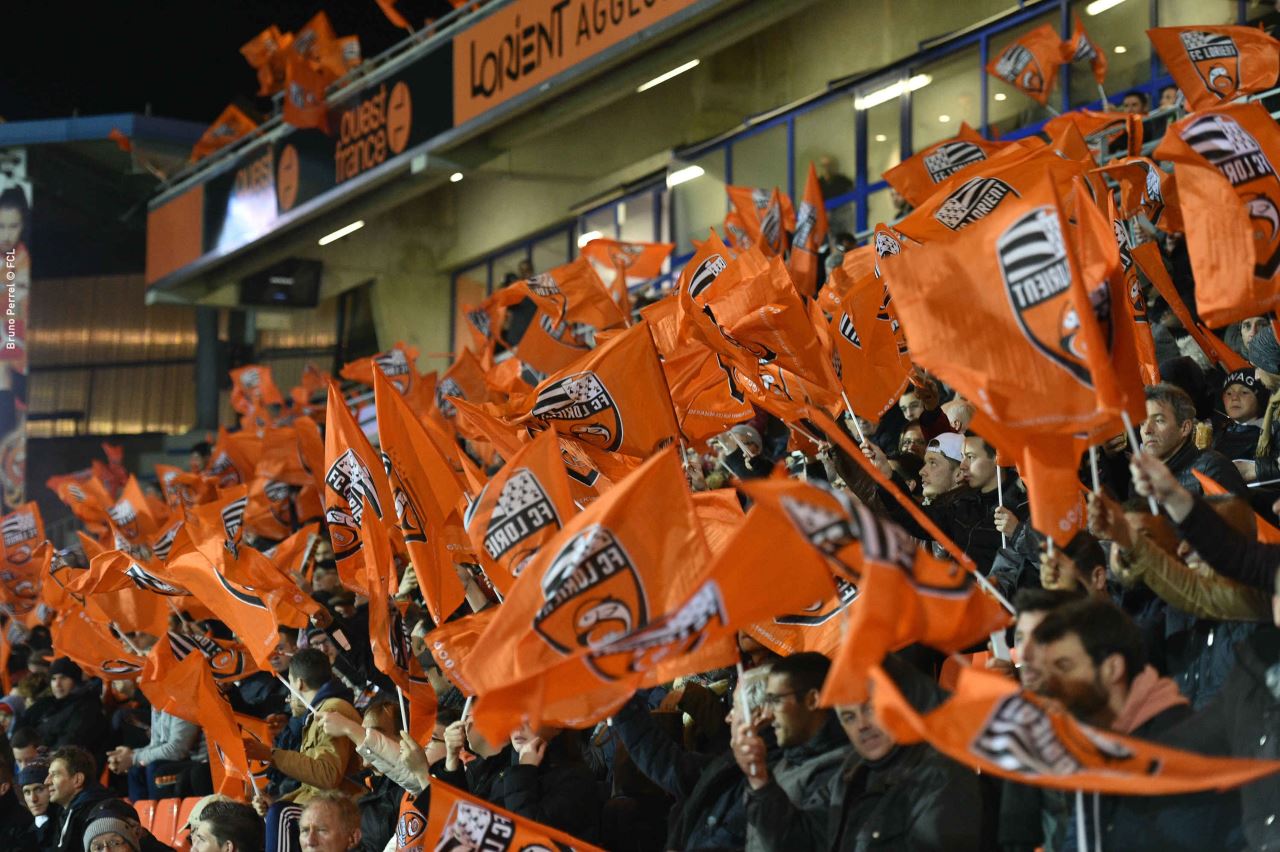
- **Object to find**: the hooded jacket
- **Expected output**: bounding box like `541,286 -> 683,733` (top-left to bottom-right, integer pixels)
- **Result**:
1061,666 -> 1242,851
52,784 -> 119,852
272,678 -> 363,803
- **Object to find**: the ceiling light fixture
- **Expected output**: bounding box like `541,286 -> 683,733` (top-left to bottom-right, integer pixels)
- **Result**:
666,164 -> 705,188
854,74 -> 932,110
637,59 -> 701,93
318,220 -> 364,246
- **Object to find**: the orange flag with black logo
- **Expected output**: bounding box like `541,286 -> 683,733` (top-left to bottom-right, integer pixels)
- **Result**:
497,256 -> 628,339
870,664 -> 1280,795
580,238 -> 675,316
156,464 -> 217,511
207,427 -> 261,488
788,163 -> 829,296
1043,110 -> 1141,162
462,429 -> 577,598
819,506 -> 1010,706
341,342 -> 433,417
1148,25 -> 1280,112
726,186 -> 796,258
230,364 -> 285,416
107,475 -> 164,545
374,370 -> 470,623
0,537 -> 46,624
191,104 -> 259,161
283,53 -> 333,130
240,25 -> 292,96
359,502 -> 437,742
883,123 -> 1013,208
434,347 -> 490,423
141,643 -> 253,796
51,602 -> 147,681
987,23 -> 1070,106
1067,15 -> 1107,86
427,781 -> 605,852
0,501 -> 43,568
514,320 -> 679,459
828,272 -> 911,424
463,449 -> 708,733
167,629 -> 262,683
1154,101 -> 1280,325
886,172 -> 1122,438
1093,155 -> 1182,233
324,383 -> 398,595
1105,192 -> 1160,384
51,473 -> 113,532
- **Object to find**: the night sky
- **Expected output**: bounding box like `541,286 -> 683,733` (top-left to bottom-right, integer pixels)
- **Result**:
0,0 -> 457,125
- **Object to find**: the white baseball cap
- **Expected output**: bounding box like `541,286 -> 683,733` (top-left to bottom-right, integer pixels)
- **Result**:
926,432 -> 965,463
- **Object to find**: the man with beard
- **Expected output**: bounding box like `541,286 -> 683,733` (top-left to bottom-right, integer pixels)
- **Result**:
1024,599 -> 1240,850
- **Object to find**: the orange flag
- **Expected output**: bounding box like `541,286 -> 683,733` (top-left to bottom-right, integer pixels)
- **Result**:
283,53 -> 332,130
50,602 -> 147,681
425,608 -> 498,696
324,383 -> 398,595
108,475 -> 164,544
819,507 -> 1011,706
141,643 -> 253,796
1154,102 -> 1280,325
726,186 -> 796,257
1148,26 -> 1280,112
580,239 -> 675,315
1043,110 -> 1142,161
987,23 -> 1070,106
50,474 -> 113,532
1067,15 -> 1107,86
359,503 -> 437,742
0,538 -> 46,624
1093,155 -> 1182,234
883,123 -> 1012,208
240,25 -> 292,96
464,449 -> 707,733
434,347 -> 491,422
462,430 -> 577,598
374,370 -> 470,623
1106,192 -> 1160,384
1129,240 -> 1247,371
514,321 -> 679,459
231,364 -> 285,415
208,427 -> 261,488
191,104 -> 259,162
341,342 -> 433,416
427,780 -> 605,852
495,256 -> 628,338
886,172 -> 1121,438
870,664 -> 1280,795
788,163 -> 829,296
0,500 -> 43,568
156,464 -> 217,511
167,629 -> 262,683
828,272 -> 911,423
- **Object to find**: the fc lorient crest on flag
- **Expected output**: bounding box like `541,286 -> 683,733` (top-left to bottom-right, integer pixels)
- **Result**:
1180,30 -> 1240,99
475,468 -> 560,578
324,448 -> 383,552
998,205 -> 1094,388
531,371 -> 624,452
923,141 -> 988,184
993,44 -> 1044,94
533,524 -> 648,664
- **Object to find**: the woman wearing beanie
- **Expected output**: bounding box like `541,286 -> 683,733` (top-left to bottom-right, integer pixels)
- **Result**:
1237,325 -> 1280,486
82,816 -> 140,852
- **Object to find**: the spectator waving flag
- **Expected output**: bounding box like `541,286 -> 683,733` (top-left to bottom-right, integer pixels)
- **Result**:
1154,101 -> 1280,325
427,780 -> 606,852
726,185 -> 796,257
883,123 -> 1014,208
1148,25 -> 1280,112
1066,15 -> 1107,87
787,163 -> 829,296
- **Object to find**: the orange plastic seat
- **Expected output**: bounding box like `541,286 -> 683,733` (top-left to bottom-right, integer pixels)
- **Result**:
172,797 -> 202,851
132,800 -> 156,832
149,798 -> 182,848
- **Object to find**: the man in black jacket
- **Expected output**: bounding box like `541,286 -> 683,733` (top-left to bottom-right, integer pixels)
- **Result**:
23,657 -> 109,754
1140,383 -> 1247,497
47,745 -> 120,852
17,761 -> 60,849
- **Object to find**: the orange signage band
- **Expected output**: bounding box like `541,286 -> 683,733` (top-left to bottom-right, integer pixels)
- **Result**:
454,0 -> 700,126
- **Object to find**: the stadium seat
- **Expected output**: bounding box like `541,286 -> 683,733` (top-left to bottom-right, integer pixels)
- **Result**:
149,798 -> 182,848
132,799 -> 156,832
172,797 -> 202,851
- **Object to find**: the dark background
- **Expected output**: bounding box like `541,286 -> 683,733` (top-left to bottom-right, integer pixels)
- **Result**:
0,0 -> 458,124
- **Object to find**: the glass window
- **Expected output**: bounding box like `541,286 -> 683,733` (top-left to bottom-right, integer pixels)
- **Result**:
912,48 -> 982,150
731,124 -> 788,192
866,187 -> 901,231
532,231 -> 570,274
578,207 -> 616,250
671,149 -> 728,255
986,14 -> 1060,137
619,191 -> 659,244
1068,1 -> 1151,109
865,93 -> 902,186
827,197 -> 858,242
1158,0 -> 1236,27
794,97 -> 857,206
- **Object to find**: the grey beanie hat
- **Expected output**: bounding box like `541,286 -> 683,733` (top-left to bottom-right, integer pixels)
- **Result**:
83,817 -> 140,852
1246,322 -> 1280,375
